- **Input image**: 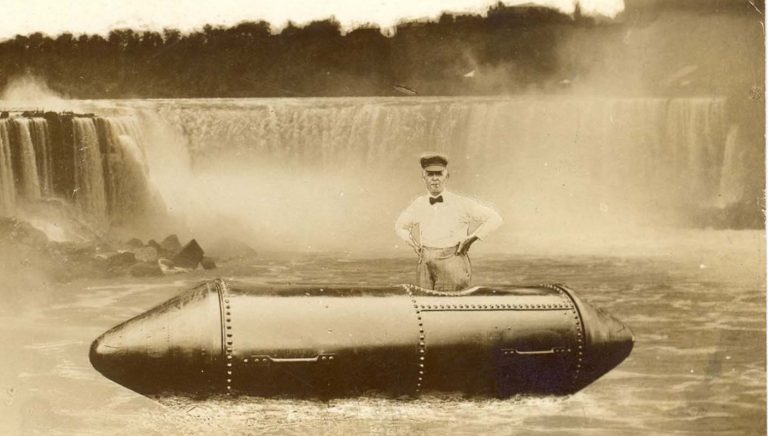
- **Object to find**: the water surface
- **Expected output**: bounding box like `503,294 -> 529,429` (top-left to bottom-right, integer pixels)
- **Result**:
1,232 -> 764,435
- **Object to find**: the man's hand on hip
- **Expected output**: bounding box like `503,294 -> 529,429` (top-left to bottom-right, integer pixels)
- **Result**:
456,236 -> 478,255
409,242 -> 423,263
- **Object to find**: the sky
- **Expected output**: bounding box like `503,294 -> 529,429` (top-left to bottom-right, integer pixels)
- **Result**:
0,0 -> 625,40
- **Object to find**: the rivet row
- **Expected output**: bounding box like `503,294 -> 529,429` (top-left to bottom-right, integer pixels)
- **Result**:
415,303 -> 569,311
219,281 -> 235,394
404,284 -> 428,394
542,283 -> 584,386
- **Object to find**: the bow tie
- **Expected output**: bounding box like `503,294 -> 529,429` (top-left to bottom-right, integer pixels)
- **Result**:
429,195 -> 444,205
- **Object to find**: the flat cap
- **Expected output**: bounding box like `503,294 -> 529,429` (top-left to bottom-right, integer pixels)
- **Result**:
420,153 -> 448,170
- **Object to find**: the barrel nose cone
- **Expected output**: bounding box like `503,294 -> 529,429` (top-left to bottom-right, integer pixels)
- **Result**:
587,303 -> 635,349
574,298 -> 634,389
589,304 -> 634,361
88,327 -> 149,393
89,328 -> 129,375
88,284 -> 224,395
88,334 -> 112,374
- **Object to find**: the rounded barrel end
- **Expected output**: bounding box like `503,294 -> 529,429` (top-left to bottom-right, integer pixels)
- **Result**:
87,282 -> 225,395
558,286 -> 634,390
88,336 -> 105,374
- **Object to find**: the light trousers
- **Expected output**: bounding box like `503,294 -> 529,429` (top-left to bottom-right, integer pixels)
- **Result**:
417,246 -> 471,292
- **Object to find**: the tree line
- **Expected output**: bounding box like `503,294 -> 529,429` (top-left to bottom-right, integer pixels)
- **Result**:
0,1 -> 761,98
0,4 -> 606,98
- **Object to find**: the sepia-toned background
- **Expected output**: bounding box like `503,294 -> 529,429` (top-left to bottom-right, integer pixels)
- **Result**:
0,0 -> 764,434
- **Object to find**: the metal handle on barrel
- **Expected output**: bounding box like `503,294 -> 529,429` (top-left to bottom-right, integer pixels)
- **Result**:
250,354 -> 336,364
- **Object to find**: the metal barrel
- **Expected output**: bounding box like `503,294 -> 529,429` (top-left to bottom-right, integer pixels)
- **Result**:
90,279 -> 633,397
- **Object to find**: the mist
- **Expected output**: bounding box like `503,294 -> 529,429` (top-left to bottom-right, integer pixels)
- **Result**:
0,76 -> 72,111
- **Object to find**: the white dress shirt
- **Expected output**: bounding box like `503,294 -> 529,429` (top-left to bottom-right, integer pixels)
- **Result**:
395,190 -> 503,249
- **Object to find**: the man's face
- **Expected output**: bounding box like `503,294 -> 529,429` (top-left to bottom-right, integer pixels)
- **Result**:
423,168 -> 448,195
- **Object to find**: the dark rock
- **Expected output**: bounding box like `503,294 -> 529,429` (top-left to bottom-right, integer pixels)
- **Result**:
134,246 -> 158,262
201,257 -> 217,270
126,238 -> 144,248
106,252 -> 137,268
130,261 -> 163,277
147,239 -> 161,252
171,239 -> 204,269
160,234 -> 182,256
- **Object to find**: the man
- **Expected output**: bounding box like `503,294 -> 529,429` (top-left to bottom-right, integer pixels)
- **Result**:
395,153 -> 503,292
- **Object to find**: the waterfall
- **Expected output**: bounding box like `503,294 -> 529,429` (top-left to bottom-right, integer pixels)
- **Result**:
719,125 -> 747,207
0,96 -> 758,249
10,118 -> 42,201
151,97 -> 742,225
97,116 -> 156,224
0,113 -> 160,236
0,120 -> 15,214
154,98 -> 730,181
29,118 -> 54,196
72,118 -> 108,224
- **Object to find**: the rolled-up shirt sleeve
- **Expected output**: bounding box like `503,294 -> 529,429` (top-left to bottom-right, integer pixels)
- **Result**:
466,199 -> 503,240
395,201 -> 417,244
